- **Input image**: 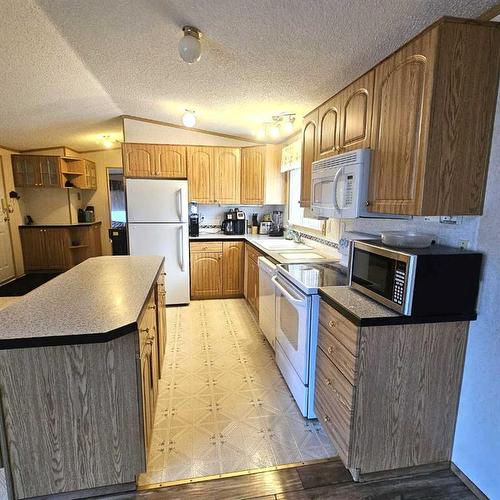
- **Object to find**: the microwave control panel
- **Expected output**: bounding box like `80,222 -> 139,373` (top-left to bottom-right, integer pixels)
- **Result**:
343,174 -> 354,207
393,261 -> 407,305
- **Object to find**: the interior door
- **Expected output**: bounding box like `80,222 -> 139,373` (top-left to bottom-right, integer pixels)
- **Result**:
0,161 -> 15,282
128,223 -> 190,305
126,179 -> 188,223
274,274 -> 311,384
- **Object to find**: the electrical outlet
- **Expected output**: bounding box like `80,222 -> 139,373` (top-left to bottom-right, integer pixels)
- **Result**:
459,240 -> 469,250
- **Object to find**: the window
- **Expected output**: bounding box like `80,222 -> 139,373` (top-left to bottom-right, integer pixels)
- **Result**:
287,168 -> 323,232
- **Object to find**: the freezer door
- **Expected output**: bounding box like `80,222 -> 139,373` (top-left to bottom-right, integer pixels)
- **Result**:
126,179 -> 188,223
128,223 -> 190,305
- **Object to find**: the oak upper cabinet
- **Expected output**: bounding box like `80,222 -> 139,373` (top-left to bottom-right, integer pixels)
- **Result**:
122,143 -> 155,177
156,145 -> 187,178
241,145 -> 285,205
222,241 -> 244,297
12,155 -> 61,188
186,146 -> 215,203
73,160 -> 97,190
317,96 -> 341,160
368,20 -> 500,215
213,147 -> 241,204
123,143 -> 187,178
190,242 -> 223,299
300,109 -> 318,208
340,70 -> 374,152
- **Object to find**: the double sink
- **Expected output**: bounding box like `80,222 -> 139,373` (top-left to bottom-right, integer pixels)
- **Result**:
256,239 -> 325,260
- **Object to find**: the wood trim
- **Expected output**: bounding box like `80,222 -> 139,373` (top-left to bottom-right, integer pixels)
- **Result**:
477,3 -> 500,20
20,145 -> 67,153
450,462 -> 489,500
0,144 -> 19,153
122,114 -> 264,145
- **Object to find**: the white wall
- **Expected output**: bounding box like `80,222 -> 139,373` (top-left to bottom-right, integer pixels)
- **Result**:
123,118 -> 258,147
451,90 -> 500,499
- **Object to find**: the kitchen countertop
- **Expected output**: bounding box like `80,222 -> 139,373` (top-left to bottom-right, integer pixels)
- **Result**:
319,286 -> 477,327
0,255 -> 164,349
19,221 -> 101,227
190,232 -> 340,264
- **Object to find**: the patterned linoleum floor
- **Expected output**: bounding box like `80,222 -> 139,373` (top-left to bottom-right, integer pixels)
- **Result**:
138,298 -> 336,486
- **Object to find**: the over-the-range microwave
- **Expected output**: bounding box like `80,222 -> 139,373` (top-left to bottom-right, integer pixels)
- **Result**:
310,148 -> 405,219
349,240 -> 482,316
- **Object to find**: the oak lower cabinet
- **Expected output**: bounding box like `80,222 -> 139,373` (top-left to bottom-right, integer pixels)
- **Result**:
190,241 -> 245,299
315,299 -> 469,480
368,19 -> 500,216
20,222 -> 103,272
244,243 -> 264,316
122,143 -> 187,178
156,272 -> 167,376
240,145 -> 285,205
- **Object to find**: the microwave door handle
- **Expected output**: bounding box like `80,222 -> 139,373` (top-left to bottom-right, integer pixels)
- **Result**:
271,276 -> 306,306
332,167 -> 343,211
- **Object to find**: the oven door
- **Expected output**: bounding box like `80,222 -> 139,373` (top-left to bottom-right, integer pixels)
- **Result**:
273,274 -> 312,384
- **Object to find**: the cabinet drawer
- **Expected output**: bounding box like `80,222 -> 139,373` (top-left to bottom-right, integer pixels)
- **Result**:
318,323 -> 357,384
319,301 -> 359,355
315,348 -> 354,463
190,241 -> 223,253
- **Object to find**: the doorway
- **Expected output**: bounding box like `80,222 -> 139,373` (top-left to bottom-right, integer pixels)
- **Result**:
0,157 -> 16,283
106,167 -> 128,255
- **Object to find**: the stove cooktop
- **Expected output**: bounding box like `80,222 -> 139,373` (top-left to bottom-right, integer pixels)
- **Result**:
278,261 -> 348,294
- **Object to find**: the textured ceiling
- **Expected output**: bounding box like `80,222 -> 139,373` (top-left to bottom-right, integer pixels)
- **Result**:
0,0 -> 496,151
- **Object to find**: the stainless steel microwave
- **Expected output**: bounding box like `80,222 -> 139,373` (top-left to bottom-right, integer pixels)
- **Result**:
349,240 -> 482,316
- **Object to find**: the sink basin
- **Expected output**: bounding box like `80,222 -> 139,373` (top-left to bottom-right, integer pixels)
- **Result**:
258,240 -> 311,250
279,252 -> 325,260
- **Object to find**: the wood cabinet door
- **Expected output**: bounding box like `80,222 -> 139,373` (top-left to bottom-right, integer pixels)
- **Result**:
156,277 -> 167,374
246,257 -> 259,315
11,156 -> 26,187
20,228 -> 47,270
340,70 -> 374,152
300,109 -> 318,208
122,143 -> 156,178
222,241 -> 244,297
190,252 -> 223,299
155,145 -> 187,178
187,146 -> 214,203
39,157 -> 61,187
317,97 -> 341,159
241,146 -> 265,205
369,30 -> 437,214
213,148 -> 241,204
44,228 -> 69,270
140,344 -> 153,452
85,160 -> 97,189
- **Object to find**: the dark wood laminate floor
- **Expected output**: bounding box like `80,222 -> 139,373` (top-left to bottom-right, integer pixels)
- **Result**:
108,458 -> 477,500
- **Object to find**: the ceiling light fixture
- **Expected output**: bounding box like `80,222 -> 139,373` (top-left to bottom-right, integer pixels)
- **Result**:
100,135 -> 115,148
182,109 -> 196,127
178,26 -> 202,64
256,113 -> 296,140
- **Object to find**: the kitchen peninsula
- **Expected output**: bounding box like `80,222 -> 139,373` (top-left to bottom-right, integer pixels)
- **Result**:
0,256 -> 165,499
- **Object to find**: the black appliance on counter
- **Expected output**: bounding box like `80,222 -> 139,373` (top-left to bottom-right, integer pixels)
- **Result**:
222,207 -> 246,235
349,240 -> 483,317
221,219 -> 234,235
233,219 -> 246,235
108,226 -> 128,255
189,202 -> 199,237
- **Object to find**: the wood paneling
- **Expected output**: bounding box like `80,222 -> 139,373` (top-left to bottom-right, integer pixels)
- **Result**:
186,146 -> 214,203
241,146 -> 265,204
213,147 -> 241,204
222,241 -> 244,297
0,333 -> 144,499
190,251 -> 223,299
300,109 -> 318,208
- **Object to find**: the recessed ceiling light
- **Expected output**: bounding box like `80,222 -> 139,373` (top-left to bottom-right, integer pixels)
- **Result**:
178,26 -> 202,64
182,110 -> 196,127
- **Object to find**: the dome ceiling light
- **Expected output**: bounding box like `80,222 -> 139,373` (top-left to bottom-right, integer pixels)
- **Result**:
178,26 -> 202,64
182,109 -> 196,127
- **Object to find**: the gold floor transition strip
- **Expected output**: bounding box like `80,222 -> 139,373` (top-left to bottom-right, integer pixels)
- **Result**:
138,457 -> 335,490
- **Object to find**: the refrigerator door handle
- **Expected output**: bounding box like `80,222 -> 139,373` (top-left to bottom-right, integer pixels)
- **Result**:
178,225 -> 185,271
176,188 -> 183,222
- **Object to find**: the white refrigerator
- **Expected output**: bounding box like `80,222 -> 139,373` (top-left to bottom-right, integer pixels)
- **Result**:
126,179 -> 190,305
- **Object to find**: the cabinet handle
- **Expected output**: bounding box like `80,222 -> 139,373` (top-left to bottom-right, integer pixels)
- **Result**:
324,377 -> 332,386
328,320 -> 336,329
323,415 -> 331,423
140,327 -> 150,334
327,345 -> 334,355
148,305 -> 156,310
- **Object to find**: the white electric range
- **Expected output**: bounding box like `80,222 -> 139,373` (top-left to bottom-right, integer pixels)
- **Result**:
274,261 -> 347,418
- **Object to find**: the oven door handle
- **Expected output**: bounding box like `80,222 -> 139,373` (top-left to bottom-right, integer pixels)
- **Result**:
271,276 -> 307,306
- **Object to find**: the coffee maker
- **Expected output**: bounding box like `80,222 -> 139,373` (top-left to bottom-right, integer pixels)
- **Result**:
189,202 -> 199,237
221,208 -> 246,235
269,210 -> 284,237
